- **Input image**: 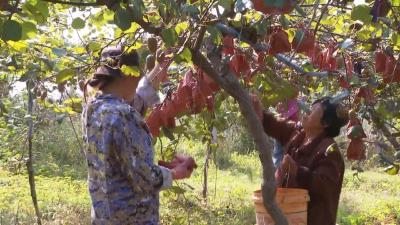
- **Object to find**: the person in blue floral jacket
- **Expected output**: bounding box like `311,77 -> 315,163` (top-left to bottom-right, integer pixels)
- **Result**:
82,46 -> 195,225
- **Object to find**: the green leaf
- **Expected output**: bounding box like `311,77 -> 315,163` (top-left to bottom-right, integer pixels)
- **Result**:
218,0 -> 233,10
161,28 -> 178,47
56,69 -> 75,84
21,21 -> 37,40
384,165 -> 399,175
207,26 -> 222,45
391,33 -> 400,49
124,22 -> 140,33
175,22 -> 189,35
295,5 -> 306,16
114,8 -> 133,31
182,4 -> 200,17
121,65 -> 141,77
351,5 -> 372,24
130,0 -> 145,20
52,48 -> 67,57
264,0 -> 284,7
169,186 -> 186,194
279,15 -> 290,29
71,17 -> 85,29
1,20 -> 22,41
22,0 -> 49,24
176,48 -> 192,64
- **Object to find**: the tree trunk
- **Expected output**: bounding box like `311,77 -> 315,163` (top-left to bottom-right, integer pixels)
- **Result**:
26,81 -> 42,225
191,50 -> 288,225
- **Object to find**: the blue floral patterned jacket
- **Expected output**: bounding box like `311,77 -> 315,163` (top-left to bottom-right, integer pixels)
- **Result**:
82,78 -> 172,225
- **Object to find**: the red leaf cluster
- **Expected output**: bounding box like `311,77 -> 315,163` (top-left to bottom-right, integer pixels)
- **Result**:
291,29 -> 316,54
267,27 -> 291,55
146,69 -> 218,137
375,51 -> 400,83
252,0 -> 296,15
346,114 -> 367,161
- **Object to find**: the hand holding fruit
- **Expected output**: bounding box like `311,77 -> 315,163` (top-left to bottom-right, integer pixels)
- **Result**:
158,154 -> 197,180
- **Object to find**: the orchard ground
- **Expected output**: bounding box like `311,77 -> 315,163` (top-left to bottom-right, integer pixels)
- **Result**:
1,138 -> 399,225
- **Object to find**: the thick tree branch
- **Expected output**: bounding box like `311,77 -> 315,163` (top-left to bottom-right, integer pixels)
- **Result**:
42,0 -> 101,6
190,49 -> 288,225
26,81 -> 42,225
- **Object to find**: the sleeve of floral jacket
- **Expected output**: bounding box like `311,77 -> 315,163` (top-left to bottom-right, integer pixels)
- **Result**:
133,77 -> 160,115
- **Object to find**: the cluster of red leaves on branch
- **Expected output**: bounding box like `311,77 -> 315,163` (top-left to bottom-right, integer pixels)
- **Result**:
375,50 -> 400,84
338,54 -> 353,89
252,0 -> 297,15
264,26 -> 339,73
146,36 -> 263,137
146,69 -> 219,137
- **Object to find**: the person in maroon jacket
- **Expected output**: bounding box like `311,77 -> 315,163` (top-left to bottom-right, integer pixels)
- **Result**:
253,96 -> 348,225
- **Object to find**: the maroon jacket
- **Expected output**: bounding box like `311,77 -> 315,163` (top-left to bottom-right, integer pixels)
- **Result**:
263,111 -> 344,225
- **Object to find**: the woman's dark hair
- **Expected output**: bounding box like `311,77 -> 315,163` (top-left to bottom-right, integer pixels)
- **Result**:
312,97 -> 348,138
84,47 -> 140,97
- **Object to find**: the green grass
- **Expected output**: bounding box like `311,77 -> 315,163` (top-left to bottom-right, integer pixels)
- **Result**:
1,140 -> 399,225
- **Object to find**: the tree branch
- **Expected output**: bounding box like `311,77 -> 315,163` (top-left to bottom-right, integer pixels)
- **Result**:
26,81 -> 42,225
190,49 -> 288,225
42,0 -> 101,6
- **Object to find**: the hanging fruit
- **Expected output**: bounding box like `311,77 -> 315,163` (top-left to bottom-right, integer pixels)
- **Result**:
267,27 -> 291,55
222,35 -> 235,56
147,37 -> 158,53
160,99 -> 177,126
58,83 -> 66,93
344,55 -> 353,77
78,80 -> 85,92
172,70 -> 195,113
370,0 -> 391,22
146,105 -> 163,137
383,55 -> 396,83
291,29 -> 315,54
197,68 -> 219,92
205,95 -> 215,112
339,75 -> 351,89
375,50 -> 388,73
229,51 -> 250,77
320,43 -> 338,71
306,43 -> 323,68
346,110 -> 367,161
146,54 -> 156,72
353,87 -> 375,105
252,0 -> 297,15
191,84 -> 207,114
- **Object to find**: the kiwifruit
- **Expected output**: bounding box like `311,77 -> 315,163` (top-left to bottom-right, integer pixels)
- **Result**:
58,83 -> 66,93
146,54 -> 156,71
147,37 -> 157,53
78,80 -> 85,92
40,91 -> 47,100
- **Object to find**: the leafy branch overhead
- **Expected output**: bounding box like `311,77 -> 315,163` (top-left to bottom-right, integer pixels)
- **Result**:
1,0 -> 400,224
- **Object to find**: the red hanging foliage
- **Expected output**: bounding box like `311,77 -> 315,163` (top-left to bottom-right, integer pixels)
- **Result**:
267,28 -> 291,55
252,0 -> 297,15
291,29 -> 316,54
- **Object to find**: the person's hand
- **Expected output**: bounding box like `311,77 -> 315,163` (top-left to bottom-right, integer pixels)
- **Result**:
152,49 -> 173,83
250,93 -> 264,121
158,154 -> 197,180
280,154 -> 298,176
